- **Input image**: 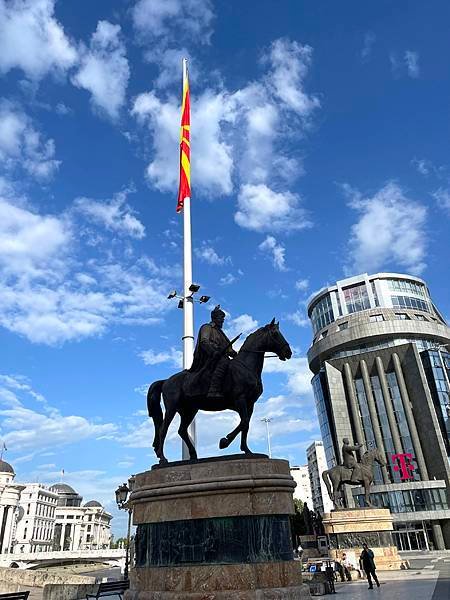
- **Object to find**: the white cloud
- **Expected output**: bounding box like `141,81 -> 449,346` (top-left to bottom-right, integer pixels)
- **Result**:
432,188 -> 450,215
132,0 -> 214,44
361,32 -> 376,62
411,158 -> 432,176
259,236 -> 287,271
286,310 -> 310,328
405,50 -> 420,78
72,21 -> 129,119
295,278 -> 309,292
265,39 -> 320,117
235,184 -> 311,232
0,376 -> 116,455
195,243 -> 230,265
132,90 -> 234,196
0,187 -> 176,344
0,101 -> 60,179
219,273 -> 236,286
226,314 -> 258,339
0,194 -> 69,279
0,0 -> 77,80
132,37 -> 318,235
345,182 -> 427,275
73,190 -> 145,239
263,356 -> 313,398
140,347 -> 183,368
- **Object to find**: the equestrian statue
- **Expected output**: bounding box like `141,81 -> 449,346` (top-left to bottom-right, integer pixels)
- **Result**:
147,306 -> 292,464
322,438 -> 386,508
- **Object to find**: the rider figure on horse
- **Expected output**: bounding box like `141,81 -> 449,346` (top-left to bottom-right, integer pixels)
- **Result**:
189,305 -> 238,399
342,438 -> 364,482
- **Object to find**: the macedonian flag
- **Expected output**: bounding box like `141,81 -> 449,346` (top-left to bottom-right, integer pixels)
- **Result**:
176,59 -> 191,213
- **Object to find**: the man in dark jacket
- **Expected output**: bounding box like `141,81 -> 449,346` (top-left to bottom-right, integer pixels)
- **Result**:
360,543 -> 380,589
189,305 -> 237,399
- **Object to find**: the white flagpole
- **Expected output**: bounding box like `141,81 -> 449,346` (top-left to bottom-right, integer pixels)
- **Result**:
182,58 -> 196,459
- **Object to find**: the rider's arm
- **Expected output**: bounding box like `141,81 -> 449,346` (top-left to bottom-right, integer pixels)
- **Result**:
199,326 -> 220,356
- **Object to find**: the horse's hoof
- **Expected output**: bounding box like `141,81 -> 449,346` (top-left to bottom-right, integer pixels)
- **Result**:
219,437 -> 229,449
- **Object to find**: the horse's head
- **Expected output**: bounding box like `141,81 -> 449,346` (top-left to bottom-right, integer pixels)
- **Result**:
264,318 -> 292,361
362,447 -> 386,468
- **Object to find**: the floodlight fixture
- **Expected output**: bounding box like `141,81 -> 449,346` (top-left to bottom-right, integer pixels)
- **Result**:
189,283 -> 200,293
178,300 -> 184,309
199,295 -> 211,304
167,290 -> 177,299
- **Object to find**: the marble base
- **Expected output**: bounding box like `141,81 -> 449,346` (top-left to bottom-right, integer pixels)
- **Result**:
126,456 -> 309,599
322,508 -> 402,570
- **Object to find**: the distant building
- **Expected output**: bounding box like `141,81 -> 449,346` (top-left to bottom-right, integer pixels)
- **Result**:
307,271 -> 450,550
14,484 -> 58,553
0,460 -> 23,554
50,483 -> 112,551
290,465 -> 312,507
306,441 -> 334,515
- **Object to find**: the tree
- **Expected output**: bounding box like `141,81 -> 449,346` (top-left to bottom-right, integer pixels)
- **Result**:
291,498 -> 307,541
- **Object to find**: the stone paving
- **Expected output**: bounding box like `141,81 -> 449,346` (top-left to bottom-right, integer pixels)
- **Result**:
334,560 -> 450,600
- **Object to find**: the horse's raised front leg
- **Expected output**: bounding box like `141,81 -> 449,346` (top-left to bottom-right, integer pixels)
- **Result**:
219,421 -> 241,450
157,407 -> 176,465
178,407 -> 198,460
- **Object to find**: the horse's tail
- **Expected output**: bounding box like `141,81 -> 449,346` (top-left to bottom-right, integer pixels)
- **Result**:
147,380 -> 165,449
322,469 -> 333,501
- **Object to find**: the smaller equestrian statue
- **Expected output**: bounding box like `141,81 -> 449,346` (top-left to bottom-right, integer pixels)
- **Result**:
322,438 -> 386,508
147,306 -> 292,464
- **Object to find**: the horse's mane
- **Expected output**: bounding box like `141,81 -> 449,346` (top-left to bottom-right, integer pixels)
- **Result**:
238,326 -> 266,352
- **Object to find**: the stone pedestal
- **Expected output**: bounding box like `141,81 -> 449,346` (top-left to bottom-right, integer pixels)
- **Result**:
322,508 -> 402,570
126,455 -> 308,599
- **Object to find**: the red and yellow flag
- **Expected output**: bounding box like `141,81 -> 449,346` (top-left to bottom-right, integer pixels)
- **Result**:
176,60 -> 191,213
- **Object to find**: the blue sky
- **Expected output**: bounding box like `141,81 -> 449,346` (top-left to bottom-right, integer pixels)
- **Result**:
0,0 -> 449,535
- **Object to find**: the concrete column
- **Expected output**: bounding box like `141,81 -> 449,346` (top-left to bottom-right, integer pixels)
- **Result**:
392,353 -> 429,479
59,523 -> 65,550
432,522 -> 445,550
0,506 -> 9,553
343,363 -> 365,445
360,359 -> 390,483
375,357 -> 403,455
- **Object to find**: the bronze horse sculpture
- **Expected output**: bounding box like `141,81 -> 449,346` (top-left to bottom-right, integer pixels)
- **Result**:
147,320 -> 292,464
322,448 -> 386,507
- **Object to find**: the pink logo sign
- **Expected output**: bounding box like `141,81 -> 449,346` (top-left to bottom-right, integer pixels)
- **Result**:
391,453 -> 415,480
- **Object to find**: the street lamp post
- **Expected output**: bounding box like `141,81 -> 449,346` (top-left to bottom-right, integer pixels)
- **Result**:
115,476 -> 135,580
261,417 -> 272,458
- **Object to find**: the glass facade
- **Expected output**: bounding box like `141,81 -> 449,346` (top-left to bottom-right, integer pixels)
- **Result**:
354,487 -> 448,513
330,337 -> 436,361
311,294 -> 334,334
312,372 -> 337,468
387,279 -> 426,297
391,295 -> 430,313
343,284 -> 370,314
354,378 -> 383,483
385,372 -> 416,467
421,349 -> 450,455
370,375 -> 400,482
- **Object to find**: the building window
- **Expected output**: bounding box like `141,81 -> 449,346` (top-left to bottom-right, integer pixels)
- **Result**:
394,313 -> 410,320
338,322 -> 348,331
387,279 -> 426,297
343,283 -> 371,315
311,294 -> 334,334
369,314 -> 384,322
414,314 -> 427,321
391,295 -> 430,313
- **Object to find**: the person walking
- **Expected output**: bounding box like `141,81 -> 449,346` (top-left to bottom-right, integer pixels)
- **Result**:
359,543 -> 380,589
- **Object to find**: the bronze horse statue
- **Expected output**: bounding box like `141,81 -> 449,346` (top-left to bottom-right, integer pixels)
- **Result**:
147,320 -> 292,464
322,448 -> 386,507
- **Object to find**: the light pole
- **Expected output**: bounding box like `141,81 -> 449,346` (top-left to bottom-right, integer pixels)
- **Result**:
115,475 -> 135,580
261,417 -> 272,458
167,285 -> 210,458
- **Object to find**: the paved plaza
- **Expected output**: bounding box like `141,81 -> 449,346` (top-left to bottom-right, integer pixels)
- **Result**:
335,554 -> 450,600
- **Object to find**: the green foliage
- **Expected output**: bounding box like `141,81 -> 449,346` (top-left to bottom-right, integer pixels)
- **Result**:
291,498 -> 307,538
